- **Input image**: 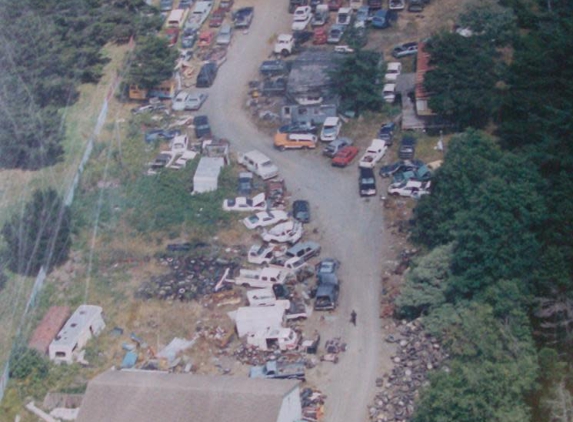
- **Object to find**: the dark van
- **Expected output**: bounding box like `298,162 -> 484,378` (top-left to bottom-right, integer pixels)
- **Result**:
359,167 -> 377,197
196,62 -> 218,88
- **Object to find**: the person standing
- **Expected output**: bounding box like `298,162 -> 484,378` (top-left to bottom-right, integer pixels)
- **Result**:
350,310 -> 357,326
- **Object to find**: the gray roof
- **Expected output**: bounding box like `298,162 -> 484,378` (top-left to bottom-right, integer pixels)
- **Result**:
76,370 -> 299,422
287,50 -> 341,95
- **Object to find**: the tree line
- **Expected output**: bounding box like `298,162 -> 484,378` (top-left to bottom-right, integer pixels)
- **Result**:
398,0 -> 573,420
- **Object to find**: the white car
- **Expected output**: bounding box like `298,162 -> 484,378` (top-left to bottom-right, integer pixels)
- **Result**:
223,193 -> 267,212
243,210 -> 289,230
384,62 -> 402,82
167,150 -> 198,170
248,243 -> 287,265
184,93 -> 208,111
389,0 -> 405,10
292,6 -> 312,31
359,139 -> 388,168
320,117 -> 342,142
261,220 -> 303,244
172,91 -> 191,111
383,83 -> 396,103
336,7 -> 352,25
170,134 -> 189,153
388,180 -> 431,197
274,34 -> 294,56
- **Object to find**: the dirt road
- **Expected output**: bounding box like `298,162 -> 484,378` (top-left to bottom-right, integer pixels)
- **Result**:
203,4 -> 395,421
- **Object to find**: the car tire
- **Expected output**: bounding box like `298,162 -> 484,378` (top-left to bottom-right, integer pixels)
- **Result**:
281,49 -> 290,57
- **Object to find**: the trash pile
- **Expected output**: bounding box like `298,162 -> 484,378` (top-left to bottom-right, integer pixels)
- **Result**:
231,343 -> 308,367
369,319 -> 448,422
136,255 -> 241,301
300,388 -> 326,422
320,337 -> 347,364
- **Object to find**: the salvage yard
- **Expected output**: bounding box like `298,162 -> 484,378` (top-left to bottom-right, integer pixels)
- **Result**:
3,0 -> 469,420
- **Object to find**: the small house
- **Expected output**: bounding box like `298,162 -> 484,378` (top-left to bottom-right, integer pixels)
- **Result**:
28,306 -> 70,355
48,305 -> 105,364
286,50 -> 340,105
281,102 -> 338,125
76,370 -> 302,422
192,156 -> 225,194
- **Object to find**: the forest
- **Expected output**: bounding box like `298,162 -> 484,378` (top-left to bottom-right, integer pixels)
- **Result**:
0,0 -> 161,169
399,0 -> 573,420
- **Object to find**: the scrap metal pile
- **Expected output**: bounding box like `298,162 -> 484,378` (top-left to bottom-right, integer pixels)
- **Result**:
300,388 -> 326,422
369,319 -> 448,422
136,254 -> 242,301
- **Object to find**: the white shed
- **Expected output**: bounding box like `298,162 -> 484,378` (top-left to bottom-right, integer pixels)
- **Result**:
230,306 -> 285,338
193,157 -> 225,194
49,305 -> 105,364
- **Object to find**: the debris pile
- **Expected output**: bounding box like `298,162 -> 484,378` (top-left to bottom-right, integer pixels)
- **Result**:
300,388 -> 326,422
136,255 -> 241,301
369,319 -> 448,422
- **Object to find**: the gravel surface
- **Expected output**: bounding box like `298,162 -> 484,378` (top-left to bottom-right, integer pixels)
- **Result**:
203,3 -> 396,421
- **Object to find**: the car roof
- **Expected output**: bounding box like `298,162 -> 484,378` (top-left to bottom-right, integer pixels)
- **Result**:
323,116 -> 340,125
387,62 -> 401,70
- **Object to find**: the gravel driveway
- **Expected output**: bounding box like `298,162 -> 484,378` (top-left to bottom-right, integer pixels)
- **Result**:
203,4 -> 395,420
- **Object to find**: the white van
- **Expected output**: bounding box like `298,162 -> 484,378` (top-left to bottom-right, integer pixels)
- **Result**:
238,150 -> 279,180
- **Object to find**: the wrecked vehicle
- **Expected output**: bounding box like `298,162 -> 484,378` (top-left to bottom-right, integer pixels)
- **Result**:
249,360 -> 306,380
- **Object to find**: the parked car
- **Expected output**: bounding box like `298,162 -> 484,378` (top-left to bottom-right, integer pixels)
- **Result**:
389,0 -> 405,9
290,0 -> 310,13
219,0 -> 234,11
160,0 -> 173,11
259,60 -> 288,77
316,258 -> 340,275
385,62 -> 402,82
354,5 -> 370,27
249,360 -> 305,381
274,133 -> 317,151
285,241 -> 321,262
198,30 -> 215,48
237,171 -> 253,195
328,0 -> 343,11
379,159 -> 424,177
398,136 -> 416,159
323,137 -> 353,157
243,210 -> 289,230
293,30 -> 313,45
274,34 -> 295,56
331,145 -> 359,167
164,28 -> 179,47
292,200 -> 311,223
234,6 -> 254,28
391,41 -> 418,58
144,129 -> 180,143
359,138 -> 388,168
261,220 -> 303,244
327,24 -> 345,43
314,273 -> 339,310
216,23 -> 233,45
320,117 -> 342,142
359,167 -> 377,197
392,164 -> 432,184
193,115 -> 211,138
278,121 -> 317,134
186,1 -> 213,30
196,62 -> 218,87
292,6 -> 312,31
371,9 -> 390,28
408,0 -> 423,12
310,0 -> 323,11
172,91 -> 190,111
248,243 -> 287,265
184,92 -> 208,110
388,179 -> 431,197
312,4 -> 329,26
209,8 -> 226,27
313,27 -> 328,44
377,122 -> 396,144
238,150 -> 279,180
336,7 -> 352,25
383,83 -> 396,103
181,31 -> 197,49
223,193 -> 267,212
261,78 -> 287,96
178,0 -> 192,8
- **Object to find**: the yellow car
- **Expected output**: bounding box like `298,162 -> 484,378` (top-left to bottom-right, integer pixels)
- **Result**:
273,133 -> 317,151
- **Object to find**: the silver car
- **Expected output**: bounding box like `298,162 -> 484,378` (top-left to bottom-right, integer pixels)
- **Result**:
216,23 -> 233,45
184,93 -> 208,111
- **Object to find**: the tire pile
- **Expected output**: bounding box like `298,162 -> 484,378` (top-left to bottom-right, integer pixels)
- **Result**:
369,319 -> 448,422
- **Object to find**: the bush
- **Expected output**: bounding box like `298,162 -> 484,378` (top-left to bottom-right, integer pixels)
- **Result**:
9,349 -> 49,380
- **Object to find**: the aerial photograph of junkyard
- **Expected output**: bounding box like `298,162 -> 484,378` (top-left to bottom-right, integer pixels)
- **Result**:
0,0 -> 572,420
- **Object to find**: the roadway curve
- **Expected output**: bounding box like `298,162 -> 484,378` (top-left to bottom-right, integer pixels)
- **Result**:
203,3 -> 395,420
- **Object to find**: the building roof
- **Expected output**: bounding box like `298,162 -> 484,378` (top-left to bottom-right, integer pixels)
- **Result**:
415,41 -> 433,101
287,50 -> 340,96
50,305 -> 102,349
29,306 -> 70,355
76,370 -> 299,422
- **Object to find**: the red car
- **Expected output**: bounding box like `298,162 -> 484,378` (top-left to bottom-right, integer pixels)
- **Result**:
209,8 -> 226,27
332,146 -> 359,167
165,28 -> 179,47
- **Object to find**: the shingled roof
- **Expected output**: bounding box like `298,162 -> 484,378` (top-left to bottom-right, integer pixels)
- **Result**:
76,370 -> 300,422
287,50 -> 341,97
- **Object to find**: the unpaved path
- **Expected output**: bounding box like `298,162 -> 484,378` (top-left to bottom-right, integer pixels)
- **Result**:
203,4 -> 395,421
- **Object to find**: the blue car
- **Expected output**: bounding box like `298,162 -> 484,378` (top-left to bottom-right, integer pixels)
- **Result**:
371,9 -> 390,28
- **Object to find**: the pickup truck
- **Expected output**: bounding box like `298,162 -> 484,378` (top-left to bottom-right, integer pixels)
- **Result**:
228,267 -> 289,288
249,360 -> 306,381
358,138 -> 388,168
